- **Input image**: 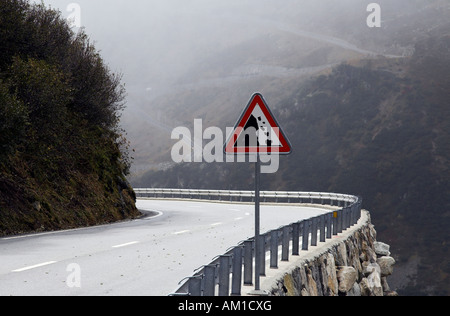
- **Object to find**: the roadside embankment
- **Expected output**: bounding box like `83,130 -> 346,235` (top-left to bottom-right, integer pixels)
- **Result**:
264,210 -> 397,296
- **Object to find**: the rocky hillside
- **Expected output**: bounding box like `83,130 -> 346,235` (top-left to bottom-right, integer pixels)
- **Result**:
0,0 -> 140,236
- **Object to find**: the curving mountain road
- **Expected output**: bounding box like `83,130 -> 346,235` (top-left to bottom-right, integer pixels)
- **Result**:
0,199 -> 334,296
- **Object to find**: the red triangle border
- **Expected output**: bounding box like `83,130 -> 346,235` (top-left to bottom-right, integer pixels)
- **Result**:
224,93 -> 292,155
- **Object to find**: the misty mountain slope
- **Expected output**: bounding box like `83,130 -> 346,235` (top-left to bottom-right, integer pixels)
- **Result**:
124,29 -> 367,171
133,34 -> 450,295
121,0 -> 450,175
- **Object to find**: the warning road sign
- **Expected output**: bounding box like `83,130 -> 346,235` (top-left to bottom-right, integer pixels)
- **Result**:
222,93 -> 292,293
224,93 -> 292,154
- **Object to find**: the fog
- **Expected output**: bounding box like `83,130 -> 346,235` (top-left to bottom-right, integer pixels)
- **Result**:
32,0 -> 449,171
33,0 -> 421,93
34,2 -> 317,84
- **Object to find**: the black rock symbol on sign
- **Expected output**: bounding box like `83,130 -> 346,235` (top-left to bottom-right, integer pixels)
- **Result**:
240,115 -> 272,147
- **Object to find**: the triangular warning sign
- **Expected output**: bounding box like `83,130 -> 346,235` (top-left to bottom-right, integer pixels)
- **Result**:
224,93 -> 292,154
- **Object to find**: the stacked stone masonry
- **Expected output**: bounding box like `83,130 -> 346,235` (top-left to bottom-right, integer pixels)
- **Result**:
269,211 -> 398,296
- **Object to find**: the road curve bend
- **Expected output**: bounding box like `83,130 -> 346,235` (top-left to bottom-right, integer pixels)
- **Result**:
0,199 -> 335,296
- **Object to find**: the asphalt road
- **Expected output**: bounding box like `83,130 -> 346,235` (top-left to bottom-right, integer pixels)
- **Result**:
0,199 -> 332,296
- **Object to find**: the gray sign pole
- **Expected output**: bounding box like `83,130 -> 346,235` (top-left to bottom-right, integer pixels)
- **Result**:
254,154 -> 261,292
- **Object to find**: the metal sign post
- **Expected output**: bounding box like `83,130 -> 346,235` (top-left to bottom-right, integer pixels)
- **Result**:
254,154 -> 261,292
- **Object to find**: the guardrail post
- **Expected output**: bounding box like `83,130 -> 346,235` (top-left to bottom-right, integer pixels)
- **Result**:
243,240 -> 253,286
218,255 -> 231,296
332,211 -> 339,235
326,213 -> 332,239
349,207 -> 353,228
231,247 -> 242,296
351,204 -> 356,225
338,209 -> 343,233
342,208 -> 347,230
354,202 -> 361,225
188,275 -> 202,296
282,226 -> 290,261
302,220 -> 310,251
349,206 -> 353,225
270,230 -> 278,269
311,217 -> 318,246
346,205 -> 349,223
258,235 -> 266,277
345,207 -> 351,229
292,222 -> 300,255
319,214 -> 326,242
203,265 -> 216,296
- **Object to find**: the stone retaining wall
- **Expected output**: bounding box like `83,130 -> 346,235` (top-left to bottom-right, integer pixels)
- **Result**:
266,210 -> 397,296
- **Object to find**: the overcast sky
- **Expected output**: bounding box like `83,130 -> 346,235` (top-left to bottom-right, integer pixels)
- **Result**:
31,0 -> 443,108
32,1 -> 369,87
33,1 -> 284,83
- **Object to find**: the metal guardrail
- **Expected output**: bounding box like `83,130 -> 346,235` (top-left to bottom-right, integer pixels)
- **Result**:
134,188 -> 362,296
134,188 -> 358,205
